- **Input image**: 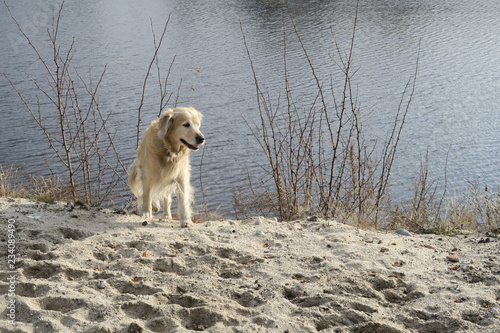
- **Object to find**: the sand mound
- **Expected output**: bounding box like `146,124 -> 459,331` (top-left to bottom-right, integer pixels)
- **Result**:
0,198 -> 499,332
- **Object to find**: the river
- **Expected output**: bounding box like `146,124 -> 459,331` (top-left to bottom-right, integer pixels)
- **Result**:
1,0 -> 499,216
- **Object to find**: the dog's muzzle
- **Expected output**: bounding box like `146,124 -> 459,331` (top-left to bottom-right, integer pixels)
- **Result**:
195,135 -> 205,145
181,136 -> 205,150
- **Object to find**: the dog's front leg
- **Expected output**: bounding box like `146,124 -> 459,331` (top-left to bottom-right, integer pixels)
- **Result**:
163,194 -> 172,220
176,181 -> 192,228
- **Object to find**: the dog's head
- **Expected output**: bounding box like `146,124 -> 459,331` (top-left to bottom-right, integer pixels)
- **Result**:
157,107 -> 205,152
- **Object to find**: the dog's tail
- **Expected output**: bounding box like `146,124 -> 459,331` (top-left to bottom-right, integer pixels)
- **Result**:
127,159 -> 141,196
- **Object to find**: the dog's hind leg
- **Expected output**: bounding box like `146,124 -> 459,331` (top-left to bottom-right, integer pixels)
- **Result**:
141,177 -> 153,218
128,160 -> 142,215
152,199 -> 161,213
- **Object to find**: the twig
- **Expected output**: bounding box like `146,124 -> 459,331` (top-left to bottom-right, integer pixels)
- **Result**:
137,15 -> 171,148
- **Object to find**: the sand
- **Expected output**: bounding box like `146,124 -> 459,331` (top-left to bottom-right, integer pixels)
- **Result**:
0,197 -> 499,333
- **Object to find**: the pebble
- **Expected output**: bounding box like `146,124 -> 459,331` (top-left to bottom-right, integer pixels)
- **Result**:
395,228 -> 413,237
97,281 -> 106,289
205,221 -> 213,227
447,254 -> 460,262
256,230 -> 264,236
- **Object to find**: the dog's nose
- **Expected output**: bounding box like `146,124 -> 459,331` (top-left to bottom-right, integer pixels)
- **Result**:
196,136 -> 205,144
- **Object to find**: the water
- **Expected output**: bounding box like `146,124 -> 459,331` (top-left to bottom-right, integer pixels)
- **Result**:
1,0 -> 500,216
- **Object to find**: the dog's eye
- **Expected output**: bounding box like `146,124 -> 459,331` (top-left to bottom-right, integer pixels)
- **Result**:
183,123 -> 190,128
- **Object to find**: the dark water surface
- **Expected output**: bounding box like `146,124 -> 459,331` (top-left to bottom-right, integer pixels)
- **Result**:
1,0 -> 500,215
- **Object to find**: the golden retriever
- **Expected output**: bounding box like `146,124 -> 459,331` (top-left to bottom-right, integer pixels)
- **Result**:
128,107 -> 205,227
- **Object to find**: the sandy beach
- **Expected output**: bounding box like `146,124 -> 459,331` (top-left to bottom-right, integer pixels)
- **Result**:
0,197 -> 499,332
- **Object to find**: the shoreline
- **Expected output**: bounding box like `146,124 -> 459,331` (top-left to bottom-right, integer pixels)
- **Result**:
0,197 -> 499,332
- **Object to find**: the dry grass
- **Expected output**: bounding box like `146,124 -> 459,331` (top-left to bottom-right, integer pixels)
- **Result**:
0,163 -> 73,203
385,152 -> 500,234
391,185 -> 500,235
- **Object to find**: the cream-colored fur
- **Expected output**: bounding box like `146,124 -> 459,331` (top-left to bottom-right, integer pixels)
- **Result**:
128,107 -> 204,227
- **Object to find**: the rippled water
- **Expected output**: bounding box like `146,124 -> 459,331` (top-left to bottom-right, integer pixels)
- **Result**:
1,0 -> 500,215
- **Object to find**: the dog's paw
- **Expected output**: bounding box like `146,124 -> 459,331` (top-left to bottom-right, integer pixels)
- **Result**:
180,219 -> 192,228
142,211 -> 153,219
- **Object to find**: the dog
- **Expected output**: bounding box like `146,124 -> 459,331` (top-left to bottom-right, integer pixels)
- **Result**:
128,107 -> 205,227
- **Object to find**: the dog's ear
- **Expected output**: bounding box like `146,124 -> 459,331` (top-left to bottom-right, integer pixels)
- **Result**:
157,111 -> 174,138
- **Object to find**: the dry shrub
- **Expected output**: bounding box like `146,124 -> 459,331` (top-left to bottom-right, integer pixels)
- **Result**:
3,1 -> 130,207
235,2 -> 498,234
236,0 -> 418,227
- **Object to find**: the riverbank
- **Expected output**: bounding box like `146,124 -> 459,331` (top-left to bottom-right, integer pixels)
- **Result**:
0,197 -> 499,332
